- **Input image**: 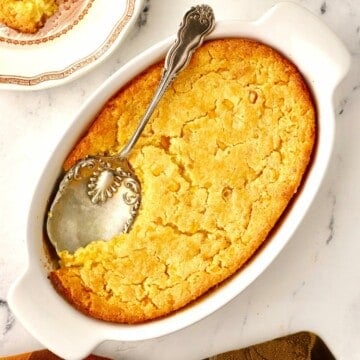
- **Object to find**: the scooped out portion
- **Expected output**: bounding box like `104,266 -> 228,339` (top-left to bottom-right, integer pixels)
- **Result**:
49,38 -> 316,324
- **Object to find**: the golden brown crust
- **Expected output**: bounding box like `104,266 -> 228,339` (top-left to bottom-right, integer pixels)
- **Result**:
50,39 -> 316,324
0,0 -> 58,34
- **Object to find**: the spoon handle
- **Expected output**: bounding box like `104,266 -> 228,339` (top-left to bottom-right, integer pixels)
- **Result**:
119,5 -> 215,158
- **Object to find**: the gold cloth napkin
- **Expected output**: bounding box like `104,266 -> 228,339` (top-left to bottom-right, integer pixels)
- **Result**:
0,332 -> 335,360
204,331 -> 336,360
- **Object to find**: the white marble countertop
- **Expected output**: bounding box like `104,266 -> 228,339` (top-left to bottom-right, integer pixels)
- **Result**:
0,0 -> 359,359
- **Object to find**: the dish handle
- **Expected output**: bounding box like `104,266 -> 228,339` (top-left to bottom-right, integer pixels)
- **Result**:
259,2 -> 352,88
8,269 -> 101,360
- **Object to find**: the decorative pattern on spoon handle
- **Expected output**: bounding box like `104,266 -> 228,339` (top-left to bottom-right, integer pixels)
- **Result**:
163,5 -> 215,79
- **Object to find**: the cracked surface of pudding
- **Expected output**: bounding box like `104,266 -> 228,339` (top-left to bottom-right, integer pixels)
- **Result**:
0,0 -> 58,33
49,38 -> 316,324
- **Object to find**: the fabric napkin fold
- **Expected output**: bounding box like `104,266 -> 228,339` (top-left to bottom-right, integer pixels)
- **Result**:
204,331 -> 336,360
0,332 -> 335,360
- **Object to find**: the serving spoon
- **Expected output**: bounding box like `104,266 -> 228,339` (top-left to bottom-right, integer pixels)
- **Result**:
46,4 -> 215,254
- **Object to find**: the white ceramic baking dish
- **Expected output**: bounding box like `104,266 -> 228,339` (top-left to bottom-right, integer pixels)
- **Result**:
8,3 -> 351,359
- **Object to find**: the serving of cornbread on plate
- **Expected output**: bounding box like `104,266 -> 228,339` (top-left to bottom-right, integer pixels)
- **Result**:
0,0 -> 58,33
49,38 -> 316,324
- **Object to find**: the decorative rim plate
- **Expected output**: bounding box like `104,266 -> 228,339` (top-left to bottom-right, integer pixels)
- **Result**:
0,0 -> 144,90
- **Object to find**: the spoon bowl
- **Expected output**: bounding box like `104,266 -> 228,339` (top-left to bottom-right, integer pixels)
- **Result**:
47,156 -> 140,253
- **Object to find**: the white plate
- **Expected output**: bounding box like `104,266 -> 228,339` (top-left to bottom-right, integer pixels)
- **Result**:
0,0 -> 144,90
8,3 -> 351,359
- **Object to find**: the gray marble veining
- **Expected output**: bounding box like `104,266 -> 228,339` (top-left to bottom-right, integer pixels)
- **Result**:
0,299 -> 14,338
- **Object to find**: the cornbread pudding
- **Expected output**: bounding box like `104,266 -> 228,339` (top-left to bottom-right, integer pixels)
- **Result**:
49,39 -> 316,323
0,0 -> 58,33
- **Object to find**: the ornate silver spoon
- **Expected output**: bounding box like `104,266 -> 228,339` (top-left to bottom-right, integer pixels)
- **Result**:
46,4 -> 215,254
